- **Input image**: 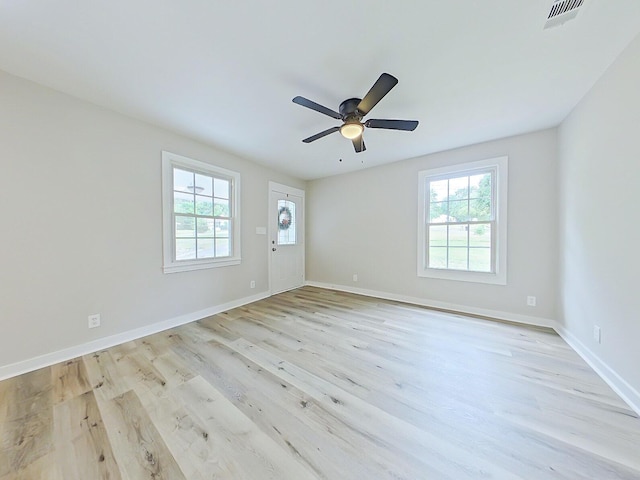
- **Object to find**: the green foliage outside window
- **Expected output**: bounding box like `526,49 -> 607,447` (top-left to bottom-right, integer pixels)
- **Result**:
429,173 -> 491,222
174,198 -> 230,231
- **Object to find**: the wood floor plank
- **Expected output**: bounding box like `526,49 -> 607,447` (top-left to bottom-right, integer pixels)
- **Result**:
0,407 -> 53,477
0,368 -> 54,477
142,389 -> 218,480
170,375 -> 319,479
51,357 -> 92,404
0,452 -> 62,480
97,390 -> 186,480
0,367 -> 52,423
82,350 -> 132,401
1,286 -> 640,479
53,390 -> 122,480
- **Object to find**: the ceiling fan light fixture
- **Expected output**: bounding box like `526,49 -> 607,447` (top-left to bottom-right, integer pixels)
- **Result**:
340,122 -> 364,140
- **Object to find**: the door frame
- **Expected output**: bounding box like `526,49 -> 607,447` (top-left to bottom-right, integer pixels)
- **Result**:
268,181 -> 305,295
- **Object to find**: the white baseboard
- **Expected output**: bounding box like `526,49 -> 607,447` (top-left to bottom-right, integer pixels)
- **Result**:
307,281 -> 640,417
305,281 -> 557,329
555,324 -> 640,416
0,290 -> 270,382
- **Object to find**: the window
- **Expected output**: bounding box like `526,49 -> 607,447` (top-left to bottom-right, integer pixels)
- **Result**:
418,156 -> 507,284
162,151 -> 241,273
277,199 -> 297,245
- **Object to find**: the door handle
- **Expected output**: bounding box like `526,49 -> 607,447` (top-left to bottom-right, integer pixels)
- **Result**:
272,248 -> 277,252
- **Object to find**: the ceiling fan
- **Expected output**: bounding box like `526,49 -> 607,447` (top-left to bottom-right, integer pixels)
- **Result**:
292,73 -> 418,153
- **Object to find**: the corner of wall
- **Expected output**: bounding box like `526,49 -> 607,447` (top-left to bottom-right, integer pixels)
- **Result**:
555,324 -> 640,416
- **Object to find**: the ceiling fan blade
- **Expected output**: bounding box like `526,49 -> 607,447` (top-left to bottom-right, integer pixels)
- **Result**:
356,73 -> 398,116
302,126 -> 340,143
293,96 -> 342,120
365,119 -> 419,131
352,136 -> 366,153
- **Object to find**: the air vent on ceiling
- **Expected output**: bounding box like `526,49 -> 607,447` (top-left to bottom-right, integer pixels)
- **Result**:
544,0 -> 585,29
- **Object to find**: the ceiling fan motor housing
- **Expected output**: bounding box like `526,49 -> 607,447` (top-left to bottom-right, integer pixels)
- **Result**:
339,98 -> 363,119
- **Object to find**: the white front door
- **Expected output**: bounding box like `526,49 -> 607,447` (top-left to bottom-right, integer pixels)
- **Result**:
269,183 -> 304,294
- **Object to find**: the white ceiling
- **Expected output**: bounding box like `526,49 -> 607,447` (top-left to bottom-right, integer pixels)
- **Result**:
1,1 -> 639,179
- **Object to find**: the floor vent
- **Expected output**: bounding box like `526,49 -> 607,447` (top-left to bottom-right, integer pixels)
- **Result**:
545,0 -> 585,29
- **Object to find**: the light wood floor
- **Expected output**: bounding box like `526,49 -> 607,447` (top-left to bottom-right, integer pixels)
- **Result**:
1,286 -> 640,479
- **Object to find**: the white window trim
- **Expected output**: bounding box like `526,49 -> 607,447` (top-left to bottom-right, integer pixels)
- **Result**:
417,156 -> 508,285
162,151 -> 241,274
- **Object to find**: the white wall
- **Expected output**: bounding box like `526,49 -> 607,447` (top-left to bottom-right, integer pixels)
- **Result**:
0,70 -> 304,373
307,129 -> 558,325
558,33 -> 640,406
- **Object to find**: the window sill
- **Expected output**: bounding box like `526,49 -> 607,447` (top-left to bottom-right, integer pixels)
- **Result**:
418,267 -> 506,285
163,257 -> 241,274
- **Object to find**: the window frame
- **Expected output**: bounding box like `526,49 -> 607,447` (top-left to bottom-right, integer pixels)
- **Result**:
417,156 -> 508,285
162,151 -> 241,273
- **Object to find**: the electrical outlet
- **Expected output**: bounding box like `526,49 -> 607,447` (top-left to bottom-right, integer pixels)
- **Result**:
88,314 -> 101,329
352,274 -> 358,282
527,296 -> 537,307
593,325 -> 601,344
250,280 -> 256,289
